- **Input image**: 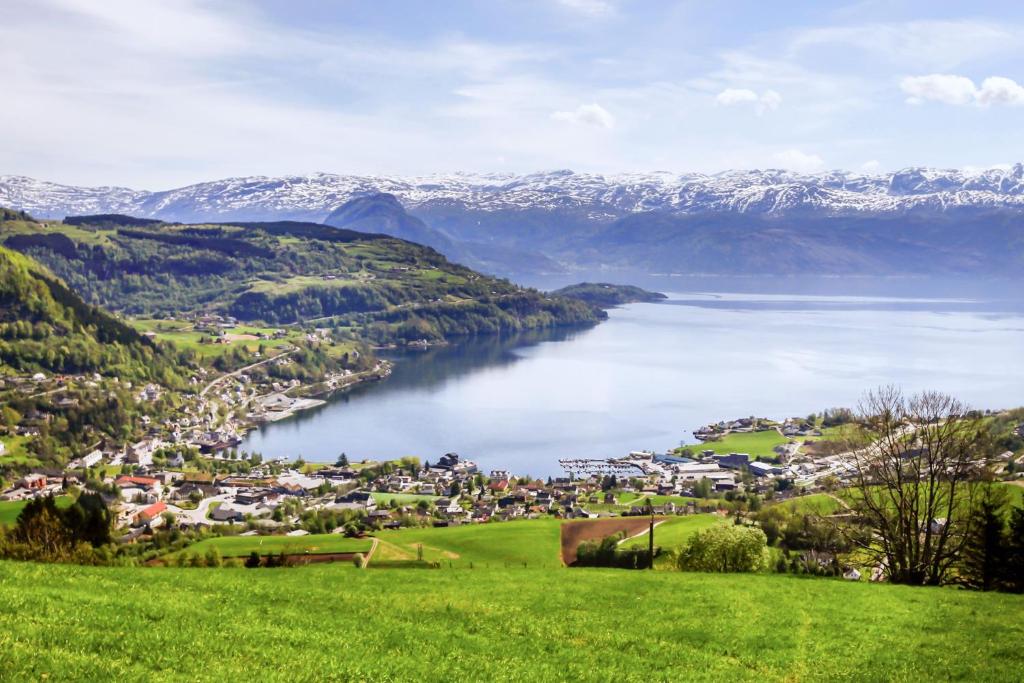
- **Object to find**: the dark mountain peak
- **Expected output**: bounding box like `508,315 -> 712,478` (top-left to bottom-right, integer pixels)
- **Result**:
324,192 -> 453,252
326,192 -> 407,225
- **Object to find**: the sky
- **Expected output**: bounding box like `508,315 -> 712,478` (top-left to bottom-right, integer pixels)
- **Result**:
2,0 -> 1024,188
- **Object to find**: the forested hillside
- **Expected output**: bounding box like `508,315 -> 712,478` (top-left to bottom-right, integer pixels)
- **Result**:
0,212 -> 602,343
0,244 -> 184,384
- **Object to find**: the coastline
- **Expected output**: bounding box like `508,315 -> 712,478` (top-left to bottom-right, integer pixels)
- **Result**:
237,360 -> 393,436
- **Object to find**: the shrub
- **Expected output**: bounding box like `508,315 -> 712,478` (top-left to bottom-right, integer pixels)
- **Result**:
677,525 -> 767,573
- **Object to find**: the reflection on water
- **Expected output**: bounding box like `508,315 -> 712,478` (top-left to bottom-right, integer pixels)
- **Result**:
239,292 -> 1024,477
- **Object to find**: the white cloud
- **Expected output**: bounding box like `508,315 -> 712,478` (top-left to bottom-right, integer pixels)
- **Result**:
715,88 -> 759,105
901,74 -> 978,105
901,74 -> 1024,107
788,20 -> 1024,72
715,88 -> 781,115
773,149 -> 825,173
556,0 -> 616,18
551,103 -> 615,128
975,76 -> 1024,106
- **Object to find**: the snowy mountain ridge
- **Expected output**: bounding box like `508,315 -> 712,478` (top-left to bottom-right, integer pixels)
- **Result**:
3,165 -> 1024,223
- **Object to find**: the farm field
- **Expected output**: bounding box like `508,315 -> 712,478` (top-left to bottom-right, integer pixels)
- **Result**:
171,533 -> 372,559
0,496 -> 72,527
1,561 -> 1022,681
372,518 -> 562,567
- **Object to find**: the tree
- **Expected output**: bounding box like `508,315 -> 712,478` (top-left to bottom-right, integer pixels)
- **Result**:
676,525 -> 767,573
846,388 -> 988,586
1005,506 -> 1024,593
959,487 -> 1008,591
336,452 -> 349,467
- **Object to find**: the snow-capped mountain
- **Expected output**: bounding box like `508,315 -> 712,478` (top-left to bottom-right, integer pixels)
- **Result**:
3,165 -> 1024,223
3,167 -> 1024,278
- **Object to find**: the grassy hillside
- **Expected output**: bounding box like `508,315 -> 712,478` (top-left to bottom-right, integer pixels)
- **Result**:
1,561 -> 1021,681
0,244 -> 184,383
0,212 -> 602,341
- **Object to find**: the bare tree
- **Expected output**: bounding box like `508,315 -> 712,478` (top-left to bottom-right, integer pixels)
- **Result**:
846,387 -> 988,585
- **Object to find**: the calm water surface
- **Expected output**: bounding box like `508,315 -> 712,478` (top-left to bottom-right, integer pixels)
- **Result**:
239,292 -> 1024,476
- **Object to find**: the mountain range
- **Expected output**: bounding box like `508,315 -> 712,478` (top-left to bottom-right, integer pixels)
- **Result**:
3,166 -> 1024,278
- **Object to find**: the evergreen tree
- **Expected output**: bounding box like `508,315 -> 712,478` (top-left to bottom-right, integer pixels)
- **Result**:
1006,506 -> 1024,593
959,488 -> 1008,591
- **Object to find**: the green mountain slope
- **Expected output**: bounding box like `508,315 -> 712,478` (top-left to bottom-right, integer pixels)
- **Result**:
0,244 -> 183,383
1,212 -> 602,343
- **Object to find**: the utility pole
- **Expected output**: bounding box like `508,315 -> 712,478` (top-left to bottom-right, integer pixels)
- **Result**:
647,499 -> 655,569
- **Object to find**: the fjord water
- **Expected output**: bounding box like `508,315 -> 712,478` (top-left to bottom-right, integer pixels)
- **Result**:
239,292 -> 1024,477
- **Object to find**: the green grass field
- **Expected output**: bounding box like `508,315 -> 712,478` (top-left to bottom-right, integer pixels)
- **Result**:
772,493 -> 847,516
0,496 -> 72,527
371,492 -> 441,505
172,533 -> 372,558
1,561 -> 1021,681
373,518 -> 562,567
682,429 -> 790,457
0,435 -> 39,467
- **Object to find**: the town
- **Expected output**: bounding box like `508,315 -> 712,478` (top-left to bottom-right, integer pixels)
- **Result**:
6,398 -> 1022,552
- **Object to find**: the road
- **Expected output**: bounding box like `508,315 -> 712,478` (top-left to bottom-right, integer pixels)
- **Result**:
168,493 -> 231,526
199,351 -> 293,397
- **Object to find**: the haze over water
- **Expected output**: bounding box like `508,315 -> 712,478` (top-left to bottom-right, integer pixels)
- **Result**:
240,291 -> 1024,477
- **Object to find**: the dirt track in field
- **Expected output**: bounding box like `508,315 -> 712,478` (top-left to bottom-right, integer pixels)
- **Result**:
560,517 -> 663,565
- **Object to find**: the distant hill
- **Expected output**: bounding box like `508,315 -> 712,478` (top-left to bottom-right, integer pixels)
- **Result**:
551,282 -> 667,308
0,211 -> 602,344
324,192 -> 563,277
0,242 -> 181,382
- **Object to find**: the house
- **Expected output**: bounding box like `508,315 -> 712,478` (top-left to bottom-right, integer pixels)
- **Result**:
435,498 -> 464,515
568,506 -> 597,519
488,479 -> 510,494
173,482 -> 218,500
210,506 -> 244,523
20,473 -> 47,490
78,450 -> 103,468
134,501 -> 167,527
748,461 -> 782,477
335,490 -> 377,510
125,439 -> 160,466
715,453 -> 750,470
235,489 -> 272,505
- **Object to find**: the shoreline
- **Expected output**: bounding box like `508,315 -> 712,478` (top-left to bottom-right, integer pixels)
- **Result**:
235,361 -> 393,438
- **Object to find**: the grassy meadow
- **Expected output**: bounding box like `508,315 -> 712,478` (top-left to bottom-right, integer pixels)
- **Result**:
1,561 -> 1021,681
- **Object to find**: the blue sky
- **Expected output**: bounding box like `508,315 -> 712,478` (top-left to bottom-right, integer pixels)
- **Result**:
2,0 -> 1023,187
